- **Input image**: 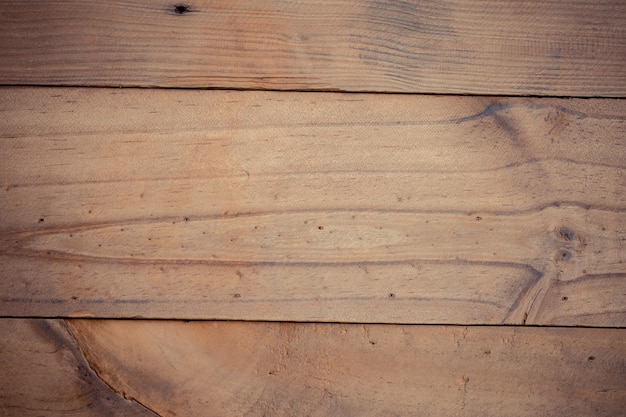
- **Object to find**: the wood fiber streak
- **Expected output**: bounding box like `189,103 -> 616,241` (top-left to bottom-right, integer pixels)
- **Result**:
0,1 -> 625,96
1,88 -> 624,325
61,320 -> 625,417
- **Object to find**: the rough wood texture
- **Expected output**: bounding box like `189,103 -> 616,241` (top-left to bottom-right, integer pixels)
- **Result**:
1,1 -> 625,96
1,88 -> 624,325
3,319 -> 624,416
39,319 -> 626,417
0,319 -> 158,416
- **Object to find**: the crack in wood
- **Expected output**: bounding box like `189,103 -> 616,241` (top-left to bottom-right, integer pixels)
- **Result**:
61,320 -> 163,417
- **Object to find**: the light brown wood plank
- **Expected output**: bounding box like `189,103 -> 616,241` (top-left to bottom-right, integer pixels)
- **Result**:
1,88 -> 625,325
0,1 -> 625,96
57,320 -> 625,417
0,319 -> 158,416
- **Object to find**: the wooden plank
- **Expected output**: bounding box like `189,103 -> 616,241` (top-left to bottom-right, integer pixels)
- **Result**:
0,319 -> 158,416
0,1 -> 625,96
5,319 -> 617,417
3,319 -> 624,417
1,88 -> 625,325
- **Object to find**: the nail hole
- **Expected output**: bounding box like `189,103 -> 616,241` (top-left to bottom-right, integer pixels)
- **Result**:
318,226 -> 324,230
174,4 -> 189,14
388,293 -> 395,298
38,218 -> 44,223
562,296 -> 569,301
588,355 -> 595,361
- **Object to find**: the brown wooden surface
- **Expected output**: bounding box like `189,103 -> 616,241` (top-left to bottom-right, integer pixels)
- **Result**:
4,319 -> 624,417
1,1 -> 625,96
1,3 -> 625,413
0,319 -> 158,416
1,88 -> 624,325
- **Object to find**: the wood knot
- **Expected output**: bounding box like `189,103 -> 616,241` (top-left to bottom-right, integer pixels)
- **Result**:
557,227 -> 575,241
556,250 -> 572,262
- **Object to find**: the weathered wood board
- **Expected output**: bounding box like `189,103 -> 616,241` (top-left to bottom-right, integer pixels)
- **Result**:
1,1 -> 625,96
0,319 -> 157,416
1,319 -> 624,417
1,88 -> 624,325
1,1 -> 625,416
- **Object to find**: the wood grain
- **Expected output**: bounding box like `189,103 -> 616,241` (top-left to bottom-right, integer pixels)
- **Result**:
1,88 -> 624,325
57,319 -> 623,417
0,319 -> 158,416
1,1 -> 625,96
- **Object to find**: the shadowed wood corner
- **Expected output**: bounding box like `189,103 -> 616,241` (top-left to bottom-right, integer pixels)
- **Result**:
0,1 -> 624,416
